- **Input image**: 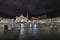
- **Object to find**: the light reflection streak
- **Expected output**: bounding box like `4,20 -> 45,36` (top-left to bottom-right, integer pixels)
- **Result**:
20,24 -> 24,34
29,24 -> 32,28
33,24 -> 37,35
19,24 -> 24,39
21,24 -> 24,28
20,27 -> 24,35
29,24 -> 32,32
34,24 -> 37,30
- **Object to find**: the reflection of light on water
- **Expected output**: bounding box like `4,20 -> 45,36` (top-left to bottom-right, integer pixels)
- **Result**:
29,24 -> 32,28
20,24 -> 24,35
20,28 -> 24,35
19,28 -> 24,39
21,24 -> 24,28
29,24 -> 32,32
34,24 -> 37,29
20,24 -> 24,38
33,24 -> 37,35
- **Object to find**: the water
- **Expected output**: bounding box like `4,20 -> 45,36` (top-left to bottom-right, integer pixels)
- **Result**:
17,24 -> 60,40
0,24 -> 60,40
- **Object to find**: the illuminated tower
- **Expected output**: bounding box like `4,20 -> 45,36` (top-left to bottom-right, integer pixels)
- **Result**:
27,12 -> 29,22
27,12 -> 28,19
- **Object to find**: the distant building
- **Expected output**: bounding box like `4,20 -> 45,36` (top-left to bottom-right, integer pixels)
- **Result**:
30,17 -> 60,23
30,17 -> 40,20
0,17 -> 13,23
0,17 -> 15,31
30,15 -> 47,20
0,12 -> 29,31
38,17 -> 60,23
15,13 -> 28,23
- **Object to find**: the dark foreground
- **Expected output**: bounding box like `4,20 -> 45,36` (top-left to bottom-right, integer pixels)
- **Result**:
0,27 -> 60,40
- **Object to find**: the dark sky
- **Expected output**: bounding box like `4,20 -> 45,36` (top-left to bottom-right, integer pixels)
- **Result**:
0,0 -> 60,18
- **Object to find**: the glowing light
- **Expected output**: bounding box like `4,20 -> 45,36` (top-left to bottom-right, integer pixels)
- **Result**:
21,19 -> 24,22
40,20 -> 46,23
28,20 -> 31,22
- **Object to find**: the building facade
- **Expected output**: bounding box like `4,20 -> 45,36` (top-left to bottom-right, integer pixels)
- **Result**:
15,14 -> 28,23
0,17 -> 15,31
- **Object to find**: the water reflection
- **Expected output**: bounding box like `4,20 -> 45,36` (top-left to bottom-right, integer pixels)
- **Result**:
33,24 -> 37,30
20,24 -> 24,35
33,24 -> 37,36
20,27 -> 24,35
21,24 -> 24,28
18,23 -> 59,40
19,24 -> 25,40
29,24 -> 32,33
29,24 -> 32,28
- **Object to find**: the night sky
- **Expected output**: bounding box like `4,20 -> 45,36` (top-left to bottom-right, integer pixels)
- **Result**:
0,0 -> 60,19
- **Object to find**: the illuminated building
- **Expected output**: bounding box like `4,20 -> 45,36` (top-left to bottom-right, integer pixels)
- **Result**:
30,15 -> 47,20
39,17 -> 60,23
0,17 -> 13,23
0,17 -> 15,31
15,13 -> 28,23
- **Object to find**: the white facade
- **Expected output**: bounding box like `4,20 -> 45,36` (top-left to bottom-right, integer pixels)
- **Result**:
31,17 -> 60,23
0,17 -> 15,31
15,14 -> 28,23
32,20 -> 47,23
0,18 -> 13,23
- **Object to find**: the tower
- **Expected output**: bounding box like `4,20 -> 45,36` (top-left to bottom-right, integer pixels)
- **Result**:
27,12 -> 28,19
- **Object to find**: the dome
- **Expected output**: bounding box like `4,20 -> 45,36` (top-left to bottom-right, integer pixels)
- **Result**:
20,14 -> 24,17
